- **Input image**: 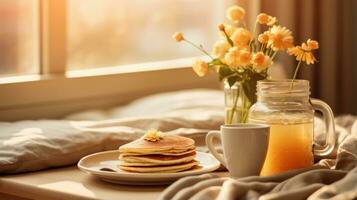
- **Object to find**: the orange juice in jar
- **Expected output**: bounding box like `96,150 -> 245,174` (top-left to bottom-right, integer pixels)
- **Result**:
249,80 -> 335,176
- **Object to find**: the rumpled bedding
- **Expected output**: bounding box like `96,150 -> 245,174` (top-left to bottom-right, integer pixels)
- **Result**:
0,89 -> 223,174
0,89 -> 356,200
159,115 -> 357,200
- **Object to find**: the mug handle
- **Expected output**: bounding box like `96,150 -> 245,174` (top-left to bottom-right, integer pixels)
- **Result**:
311,98 -> 335,157
206,131 -> 227,167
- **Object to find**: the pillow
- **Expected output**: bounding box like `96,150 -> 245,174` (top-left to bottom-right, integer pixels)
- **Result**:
65,89 -> 224,120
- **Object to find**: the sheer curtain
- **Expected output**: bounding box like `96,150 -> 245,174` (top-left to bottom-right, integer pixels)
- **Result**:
235,0 -> 357,115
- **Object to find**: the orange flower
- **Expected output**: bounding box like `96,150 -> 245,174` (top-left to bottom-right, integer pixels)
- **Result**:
258,32 -> 269,44
192,59 -> 209,77
172,32 -> 184,42
257,13 -> 277,26
267,26 -> 293,51
288,39 -> 319,65
212,40 -> 230,58
267,17 -> 277,26
307,39 -> 319,50
218,24 -> 225,31
219,24 -> 237,38
257,13 -> 270,24
251,52 -> 265,66
224,47 -> 240,68
304,52 -> 317,65
252,52 -> 272,71
231,28 -> 252,48
226,5 -> 245,23
224,47 -> 251,68
238,50 -> 252,67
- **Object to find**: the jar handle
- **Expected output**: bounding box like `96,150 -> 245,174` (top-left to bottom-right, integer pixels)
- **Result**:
311,98 -> 335,158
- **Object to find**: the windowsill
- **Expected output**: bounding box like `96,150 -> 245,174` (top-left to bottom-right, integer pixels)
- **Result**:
0,57 -> 206,85
0,57 -> 219,121
67,57 -> 203,78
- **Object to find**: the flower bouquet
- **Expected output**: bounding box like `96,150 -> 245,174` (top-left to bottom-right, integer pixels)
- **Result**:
173,5 -> 319,124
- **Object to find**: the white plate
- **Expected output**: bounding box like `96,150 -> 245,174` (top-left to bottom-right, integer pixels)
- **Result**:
78,150 -> 220,185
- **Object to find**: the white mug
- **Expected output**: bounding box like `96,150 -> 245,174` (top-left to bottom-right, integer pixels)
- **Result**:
206,124 -> 270,178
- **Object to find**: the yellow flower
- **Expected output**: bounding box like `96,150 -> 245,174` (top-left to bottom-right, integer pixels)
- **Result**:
304,52 -> 317,65
219,24 -> 236,38
251,52 -> 265,66
212,40 -> 230,58
231,28 -> 252,48
172,32 -> 184,42
238,50 -> 252,67
307,39 -> 319,50
218,23 -> 225,31
257,13 -> 269,24
257,13 -> 277,26
267,17 -> 277,26
226,5 -> 245,23
288,46 -> 305,61
267,25 -> 293,51
288,40 -> 318,65
224,47 -> 252,69
224,47 -> 240,68
251,52 -> 272,71
192,59 -> 209,77
258,32 -> 269,44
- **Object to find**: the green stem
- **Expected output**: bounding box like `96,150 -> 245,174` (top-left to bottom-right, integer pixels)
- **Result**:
224,73 -> 239,80
184,39 -> 214,60
223,30 -> 234,47
290,59 -> 303,89
249,23 -> 258,52
242,97 -> 250,122
265,47 -> 271,55
240,85 -> 245,121
271,51 -> 277,59
240,84 -> 251,123
260,43 -> 265,52
228,86 -> 240,124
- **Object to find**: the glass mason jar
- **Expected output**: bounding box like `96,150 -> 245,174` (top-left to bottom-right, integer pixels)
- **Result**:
224,81 -> 253,124
248,80 -> 335,176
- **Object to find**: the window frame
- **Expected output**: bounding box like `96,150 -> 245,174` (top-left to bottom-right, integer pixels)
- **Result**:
0,2 -> 220,121
0,0 -> 256,121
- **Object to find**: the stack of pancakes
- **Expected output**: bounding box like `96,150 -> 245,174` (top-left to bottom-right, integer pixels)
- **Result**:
119,134 -> 198,173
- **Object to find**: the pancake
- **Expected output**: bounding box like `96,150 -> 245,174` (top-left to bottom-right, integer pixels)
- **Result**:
120,160 -> 198,173
119,149 -> 196,157
120,152 -> 196,166
118,130 -> 198,173
119,134 -> 195,154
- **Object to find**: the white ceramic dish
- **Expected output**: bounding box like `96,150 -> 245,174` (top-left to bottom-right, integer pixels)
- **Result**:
78,150 -> 220,185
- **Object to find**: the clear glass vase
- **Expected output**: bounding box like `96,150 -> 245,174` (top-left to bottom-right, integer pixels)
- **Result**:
224,81 -> 253,124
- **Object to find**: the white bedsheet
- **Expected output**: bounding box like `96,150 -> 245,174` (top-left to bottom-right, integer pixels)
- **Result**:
0,89 -> 224,173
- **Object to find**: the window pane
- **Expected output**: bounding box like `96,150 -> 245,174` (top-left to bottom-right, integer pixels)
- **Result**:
0,0 -> 39,76
67,0 -> 230,70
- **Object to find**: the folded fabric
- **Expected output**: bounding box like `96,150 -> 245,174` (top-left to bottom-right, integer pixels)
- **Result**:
0,89 -> 224,174
159,116 -> 357,200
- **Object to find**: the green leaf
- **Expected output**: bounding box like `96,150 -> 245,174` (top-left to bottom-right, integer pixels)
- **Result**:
241,71 -> 267,104
218,66 -> 234,81
227,76 -> 238,87
211,58 -> 223,65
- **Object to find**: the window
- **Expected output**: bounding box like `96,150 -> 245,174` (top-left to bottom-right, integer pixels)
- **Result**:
67,0 -> 230,70
0,0 -> 39,76
0,0 -> 233,75
0,0 -> 227,120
